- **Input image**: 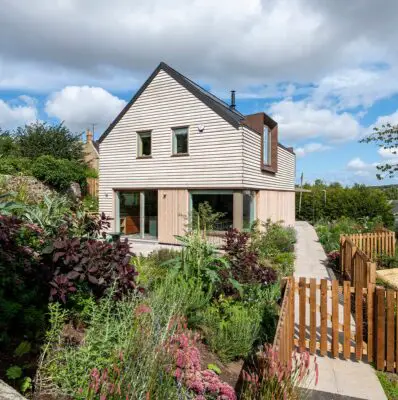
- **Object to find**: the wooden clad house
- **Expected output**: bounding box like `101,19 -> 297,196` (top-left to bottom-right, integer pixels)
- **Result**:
98,62 -> 295,244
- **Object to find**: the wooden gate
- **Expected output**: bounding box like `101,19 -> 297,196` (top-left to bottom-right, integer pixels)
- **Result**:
274,276 -> 398,372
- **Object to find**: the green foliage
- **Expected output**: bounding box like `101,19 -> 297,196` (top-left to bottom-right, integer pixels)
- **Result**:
31,155 -> 88,191
38,286 -> 193,399
207,363 -> 221,375
20,377 -> 32,394
134,248 -> 180,288
0,156 -> 32,175
297,181 -> 394,227
21,194 -> 71,235
0,130 -> 19,156
199,298 -> 263,362
377,253 -> 398,270
249,220 -> 296,278
315,216 -> 383,253
192,201 -> 227,231
14,341 -> 31,357
377,371 -> 398,400
171,230 -> 232,292
82,195 -> 99,212
14,122 -> 84,161
6,366 -> 23,380
360,123 -> 398,180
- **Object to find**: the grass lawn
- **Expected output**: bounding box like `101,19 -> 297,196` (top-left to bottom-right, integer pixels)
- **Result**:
377,371 -> 398,400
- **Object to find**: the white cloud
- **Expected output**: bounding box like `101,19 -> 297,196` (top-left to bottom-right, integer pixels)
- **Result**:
45,86 -> 127,133
0,99 -> 37,130
378,147 -> 398,159
0,0 -> 398,93
295,142 -> 332,158
269,99 -> 362,143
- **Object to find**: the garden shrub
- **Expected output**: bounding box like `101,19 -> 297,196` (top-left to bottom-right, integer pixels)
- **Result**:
377,253 -> 398,269
297,180 -> 394,227
223,228 -> 278,286
171,230 -> 239,294
15,122 -> 84,162
0,156 -> 32,175
0,215 -> 49,345
315,216 -> 383,253
134,248 -> 181,288
37,279 -> 219,399
240,344 -> 318,399
31,155 -> 88,191
199,298 -> 263,362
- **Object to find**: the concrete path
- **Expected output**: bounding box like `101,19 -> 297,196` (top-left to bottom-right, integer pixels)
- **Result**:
294,221 -> 386,400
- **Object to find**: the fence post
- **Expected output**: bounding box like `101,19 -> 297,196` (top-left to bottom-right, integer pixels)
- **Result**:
375,287 -> 386,371
340,235 -> 345,274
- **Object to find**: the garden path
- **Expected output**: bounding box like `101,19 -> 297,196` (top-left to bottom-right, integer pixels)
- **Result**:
294,221 -> 386,400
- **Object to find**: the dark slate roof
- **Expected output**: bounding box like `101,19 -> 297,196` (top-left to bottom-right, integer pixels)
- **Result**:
98,62 -> 245,144
92,140 -> 100,153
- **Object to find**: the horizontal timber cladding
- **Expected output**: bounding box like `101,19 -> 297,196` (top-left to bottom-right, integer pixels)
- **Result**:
242,126 -> 296,190
158,189 -> 189,244
99,69 -> 244,192
257,190 -> 295,227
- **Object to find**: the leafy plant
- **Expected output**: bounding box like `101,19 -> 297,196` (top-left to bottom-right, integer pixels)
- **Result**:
223,228 -> 278,286
14,341 -> 32,357
14,121 -> 84,162
191,201 -> 227,231
31,155 -> 88,191
199,299 -> 263,362
6,365 -> 23,380
169,229 -> 234,293
21,194 -> 71,235
240,345 -> 318,400
46,236 -> 138,303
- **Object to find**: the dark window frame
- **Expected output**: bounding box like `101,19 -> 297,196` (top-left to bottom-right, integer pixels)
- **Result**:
137,130 -> 152,158
172,126 -> 189,156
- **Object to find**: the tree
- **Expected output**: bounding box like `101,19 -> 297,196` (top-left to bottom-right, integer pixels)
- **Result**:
0,129 -> 18,156
14,122 -> 84,162
360,123 -> 398,179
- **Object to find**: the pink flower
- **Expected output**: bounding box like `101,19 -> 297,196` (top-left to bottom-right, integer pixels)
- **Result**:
135,304 -> 152,316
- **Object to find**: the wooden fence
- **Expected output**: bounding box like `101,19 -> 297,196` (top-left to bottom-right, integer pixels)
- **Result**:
273,278 -> 294,365
340,230 -> 395,288
275,276 -> 398,372
87,177 -> 99,197
347,230 -> 396,261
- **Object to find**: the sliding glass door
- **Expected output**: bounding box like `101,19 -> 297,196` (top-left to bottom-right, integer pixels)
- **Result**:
116,190 -> 158,239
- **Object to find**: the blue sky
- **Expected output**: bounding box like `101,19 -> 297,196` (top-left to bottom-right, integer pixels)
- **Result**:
1,0 -> 398,187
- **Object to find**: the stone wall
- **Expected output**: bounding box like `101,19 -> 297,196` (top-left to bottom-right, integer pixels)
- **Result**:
0,174 -> 54,204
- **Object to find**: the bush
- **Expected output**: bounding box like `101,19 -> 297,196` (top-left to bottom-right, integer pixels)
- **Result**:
199,298 -> 263,362
315,216 -> 383,253
240,345 -> 318,399
36,276 -> 219,399
223,228 -> 278,286
0,156 -> 32,175
134,248 -> 181,288
31,155 -> 88,191
15,122 -> 84,162
0,215 -> 49,345
377,253 -> 398,269
297,181 -> 394,227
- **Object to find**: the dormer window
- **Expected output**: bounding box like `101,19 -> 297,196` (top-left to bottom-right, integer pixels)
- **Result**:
262,125 -> 272,166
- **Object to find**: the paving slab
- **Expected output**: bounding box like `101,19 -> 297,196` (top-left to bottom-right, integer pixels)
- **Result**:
294,221 -> 386,400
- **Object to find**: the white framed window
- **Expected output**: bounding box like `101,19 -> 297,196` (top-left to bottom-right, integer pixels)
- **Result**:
172,127 -> 189,155
137,131 -> 151,157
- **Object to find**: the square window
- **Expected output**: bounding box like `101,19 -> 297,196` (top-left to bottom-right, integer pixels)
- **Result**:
172,127 -> 188,155
137,131 -> 151,157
